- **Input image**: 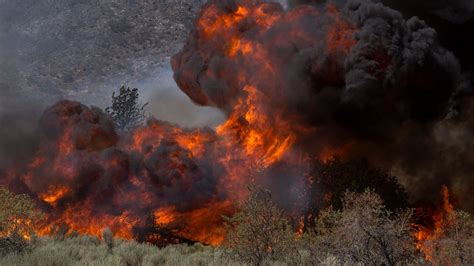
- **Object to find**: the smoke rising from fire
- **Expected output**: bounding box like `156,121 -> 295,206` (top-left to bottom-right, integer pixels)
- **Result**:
2,100 -> 232,244
172,0 -> 473,211
1,0 -> 474,246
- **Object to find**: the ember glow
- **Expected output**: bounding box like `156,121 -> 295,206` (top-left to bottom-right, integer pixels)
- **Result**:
1,0 -> 470,249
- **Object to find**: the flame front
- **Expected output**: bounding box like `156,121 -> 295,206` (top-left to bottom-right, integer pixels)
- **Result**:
1,0 -> 358,246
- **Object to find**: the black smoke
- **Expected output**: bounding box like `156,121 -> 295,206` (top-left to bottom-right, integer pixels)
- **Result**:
289,0 -> 474,75
172,0 -> 474,211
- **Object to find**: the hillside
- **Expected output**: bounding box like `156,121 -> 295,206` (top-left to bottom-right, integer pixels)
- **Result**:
0,0 -> 204,106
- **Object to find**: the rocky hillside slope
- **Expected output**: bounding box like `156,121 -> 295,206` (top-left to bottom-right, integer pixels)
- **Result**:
0,0 -> 205,106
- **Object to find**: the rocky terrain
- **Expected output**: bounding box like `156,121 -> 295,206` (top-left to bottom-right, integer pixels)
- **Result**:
0,0 -> 206,108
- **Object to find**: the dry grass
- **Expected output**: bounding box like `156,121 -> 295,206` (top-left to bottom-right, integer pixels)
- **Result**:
0,235 -> 241,266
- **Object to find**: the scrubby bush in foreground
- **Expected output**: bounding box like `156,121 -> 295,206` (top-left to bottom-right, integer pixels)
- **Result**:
0,187 -> 42,256
223,186 -> 298,264
423,210 -> 474,265
303,190 -> 417,265
1,186 -> 473,265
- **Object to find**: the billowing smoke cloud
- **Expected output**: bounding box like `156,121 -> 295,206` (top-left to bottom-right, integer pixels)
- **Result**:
0,0 -> 225,190
2,0 -> 474,245
1,100 -> 226,244
290,0 -> 474,23
0,106 -> 42,175
381,0 -> 474,24
172,0 -> 474,211
289,0 -> 474,75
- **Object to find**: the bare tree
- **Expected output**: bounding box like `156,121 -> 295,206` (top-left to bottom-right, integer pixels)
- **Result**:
105,86 -> 148,132
304,190 -> 417,265
426,210 -> 474,265
223,186 -> 297,265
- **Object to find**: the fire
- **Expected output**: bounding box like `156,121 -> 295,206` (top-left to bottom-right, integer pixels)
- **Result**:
295,216 -> 305,238
319,142 -> 354,162
0,217 -> 34,240
36,206 -> 140,240
2,0 -> 360,247
228,38 -> 253,57
414,186 -> 455,260
40,185 -> 71,206
178,201 -> 233,246
217,85 -> 295,168
198,5 -> 249,37
154,207 -> 177,226
151,201 -> 233,245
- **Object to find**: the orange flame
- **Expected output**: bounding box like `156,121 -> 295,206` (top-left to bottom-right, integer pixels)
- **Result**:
217,85 -> 295,168
154,207 -> 177,226
40,185 -> 71,206
414,185 -> 454,261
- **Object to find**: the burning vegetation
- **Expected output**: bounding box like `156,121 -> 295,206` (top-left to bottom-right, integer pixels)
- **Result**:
1,0 -> 474,264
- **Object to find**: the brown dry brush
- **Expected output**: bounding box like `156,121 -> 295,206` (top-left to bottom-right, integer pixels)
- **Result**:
426,210 -> 474,265
223,185 -> 299,265
1,186 -> 474,265
0,187 -> 42,256
223,186 -> 424,265
303,190 -> 417,265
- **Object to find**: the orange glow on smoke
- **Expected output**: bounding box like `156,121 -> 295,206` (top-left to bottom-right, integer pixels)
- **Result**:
199,5 -> 249,38
319,142 -> 354,162
326,3 -> 357,54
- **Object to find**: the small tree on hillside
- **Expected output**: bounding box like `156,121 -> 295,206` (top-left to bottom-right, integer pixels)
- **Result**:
223,186 -> 297,264
106,86 -> 148,132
